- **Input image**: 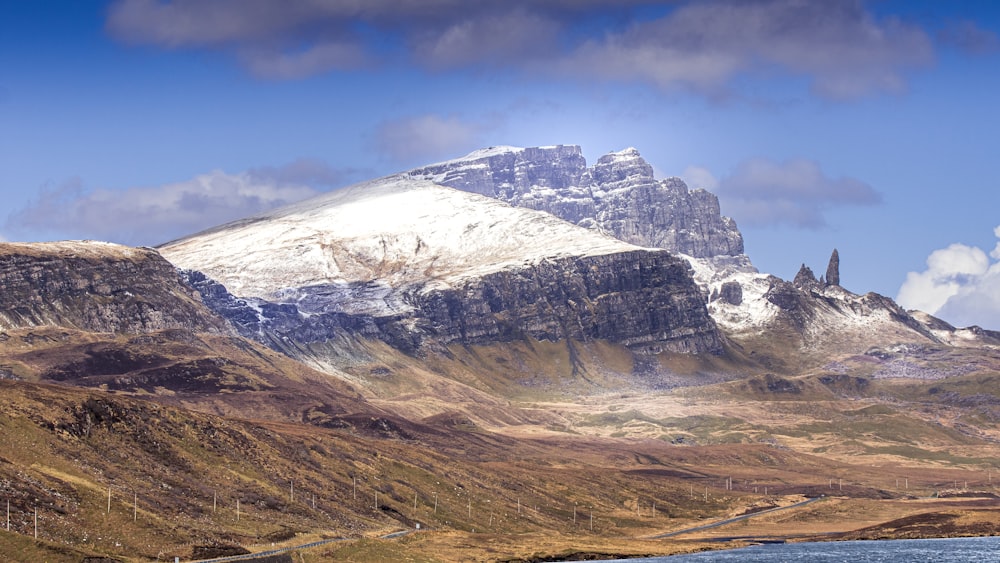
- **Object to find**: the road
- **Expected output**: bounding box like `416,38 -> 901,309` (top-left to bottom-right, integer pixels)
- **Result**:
648,496 -> 825,539
190,529 -> 415,563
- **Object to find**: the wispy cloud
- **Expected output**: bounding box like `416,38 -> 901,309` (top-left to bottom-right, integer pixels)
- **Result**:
683,158 -> 881,229
897,227 -> 1000,329
373,114 -> 489,165
5,158 -> 356,246
106,0 -> 936,100
937,20 -> 1000,54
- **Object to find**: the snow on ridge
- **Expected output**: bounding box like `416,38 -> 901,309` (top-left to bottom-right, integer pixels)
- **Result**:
159,175 -> 643,303
679,253 -> 777,330
429,145 -> 527,166
603,147 -> 641,161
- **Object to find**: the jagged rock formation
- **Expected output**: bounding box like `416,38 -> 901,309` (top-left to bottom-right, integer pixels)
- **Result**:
826,249 -> 841,287
0,241 -> 231,335
793,264 -> 819,288
162,176 -> 723,356
410,146 -> 744,258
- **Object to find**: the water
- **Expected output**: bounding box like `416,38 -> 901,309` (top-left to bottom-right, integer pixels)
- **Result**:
594,536 -> 1000,562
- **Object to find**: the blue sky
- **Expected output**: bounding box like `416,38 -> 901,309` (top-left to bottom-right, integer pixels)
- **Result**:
2,0 -> 999,328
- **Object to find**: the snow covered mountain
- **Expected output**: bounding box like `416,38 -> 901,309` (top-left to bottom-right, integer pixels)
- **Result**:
158,144 -> 996,378
159,173 -> 722,356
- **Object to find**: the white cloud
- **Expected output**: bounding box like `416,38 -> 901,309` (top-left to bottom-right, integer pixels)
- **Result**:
683,158 -> 880,229
897,229 -> 1000,329
680,166 -> 719,192
374,114 -> 487,164
6,170 -> 323,247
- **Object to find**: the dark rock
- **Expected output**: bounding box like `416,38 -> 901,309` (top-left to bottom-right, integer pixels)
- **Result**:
826,248 -> 840,286
764,277 -> 814,328
749,373 -> 802,394
792,264 -> 818,288
718,281 -> 743,306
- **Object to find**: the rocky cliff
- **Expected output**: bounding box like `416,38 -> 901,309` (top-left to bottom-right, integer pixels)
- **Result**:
410,145 -> 744,258
0,241 -> 231,335
182,250 -> 721,355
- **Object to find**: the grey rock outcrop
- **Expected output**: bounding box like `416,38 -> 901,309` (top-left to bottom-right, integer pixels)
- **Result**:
410,146 -> 744,258
0,242 -> 231,335
793,264 -> 819,288
717,281 -> 743,306
826,249 -> 840,287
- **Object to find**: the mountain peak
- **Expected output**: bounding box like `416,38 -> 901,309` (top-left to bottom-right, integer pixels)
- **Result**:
598,146 -> 643,162
412,144 -> 744,258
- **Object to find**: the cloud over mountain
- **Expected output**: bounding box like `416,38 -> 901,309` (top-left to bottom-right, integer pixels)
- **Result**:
897,227 -> 1000,329
4,162 -> 346,246
374,114 -> 489,165
106,0 -> 933,99
684,157 -> 881,229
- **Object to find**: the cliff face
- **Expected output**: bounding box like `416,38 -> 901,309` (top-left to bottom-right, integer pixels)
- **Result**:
0,241 -> 231,335
182,251 -> 722,356
413,251 -> 718,352
410,146 -> 744,258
